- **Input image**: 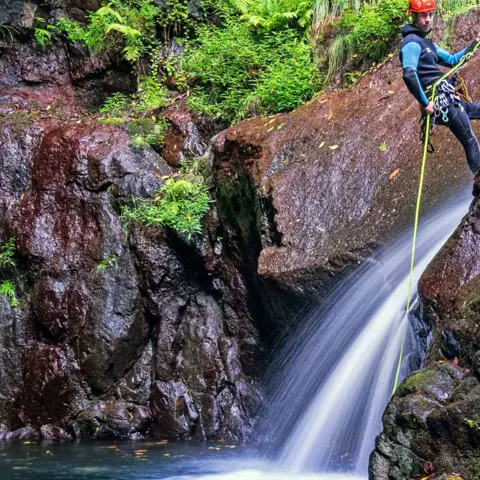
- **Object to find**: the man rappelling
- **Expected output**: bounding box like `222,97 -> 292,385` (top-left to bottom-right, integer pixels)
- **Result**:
400,0 -> 480,174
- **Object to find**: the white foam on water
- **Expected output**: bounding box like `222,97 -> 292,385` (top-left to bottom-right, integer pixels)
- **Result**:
167,470 -> 365,480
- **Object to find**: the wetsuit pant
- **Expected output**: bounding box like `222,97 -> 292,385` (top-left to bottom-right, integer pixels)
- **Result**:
435,98 -> 480,174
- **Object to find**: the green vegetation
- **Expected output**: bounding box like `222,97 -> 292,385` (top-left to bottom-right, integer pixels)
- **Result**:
0,280 -> 19,308
129,117 -> 168,148
470,457 -> 480,480
99,92 -> 129,118
340,0 -> 407,63
0,239 -> 19,308
0,238 -> 16,268
442,0 -> 479,18
98,81 -> 169,148
467,419 -> 480,431
31,0 -> 480,126
379,142 -> 388,152
97,256 -> 118,271
121,165 -> 211,238
183,23 -> 319,121
34,18 -> 56,48
231,0 -> 313,32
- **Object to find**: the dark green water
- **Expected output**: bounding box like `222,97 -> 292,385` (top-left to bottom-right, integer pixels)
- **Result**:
0,441 -> 256,480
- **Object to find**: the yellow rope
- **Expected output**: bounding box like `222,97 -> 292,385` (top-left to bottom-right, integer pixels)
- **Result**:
391,41 -> 480,395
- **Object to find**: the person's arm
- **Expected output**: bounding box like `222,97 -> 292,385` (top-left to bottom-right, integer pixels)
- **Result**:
435,42 -> 477,67
401,41 -> 430,107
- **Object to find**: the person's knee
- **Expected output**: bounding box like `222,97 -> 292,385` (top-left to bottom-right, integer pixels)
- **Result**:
463,135 -> 478,147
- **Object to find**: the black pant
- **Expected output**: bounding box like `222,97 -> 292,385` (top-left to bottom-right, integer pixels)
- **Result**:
435,98 -> 480,174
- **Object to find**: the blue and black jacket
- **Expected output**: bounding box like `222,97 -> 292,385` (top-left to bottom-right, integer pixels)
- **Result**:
399,24 -> 476,106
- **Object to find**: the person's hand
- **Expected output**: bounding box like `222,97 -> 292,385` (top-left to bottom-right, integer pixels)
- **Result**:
424,101 -> 436,115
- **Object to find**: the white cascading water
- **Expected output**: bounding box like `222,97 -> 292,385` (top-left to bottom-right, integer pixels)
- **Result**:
261,191 -> 471,475
171,191 -> 471,480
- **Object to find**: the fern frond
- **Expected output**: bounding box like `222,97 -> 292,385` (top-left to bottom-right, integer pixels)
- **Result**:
96,5 -> 124,23
106,23 -> 141,37
229,0 -> 253,14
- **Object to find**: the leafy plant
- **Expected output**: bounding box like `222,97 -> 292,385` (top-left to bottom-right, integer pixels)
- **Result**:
129,117 -> 168,148
0,238 -> 16,269
133,75 -> 169,112
34,27 -> 53,47
97,256 -> 118,271
183,22 -> 320,122
99,92 -> 129,118
0,280 -> 19,308
253,35 -> 320,113
340,0 -> 407,63
55,0 -> 160,63
467,419 -> 480,431
232,0 -> 314,32
121,171 -> 211,238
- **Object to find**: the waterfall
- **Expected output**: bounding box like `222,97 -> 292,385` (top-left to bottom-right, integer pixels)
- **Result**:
259,191 -> 470,474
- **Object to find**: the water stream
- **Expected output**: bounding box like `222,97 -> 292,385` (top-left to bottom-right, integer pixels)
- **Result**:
0,192 -> 471,479
266,191 -> 471,475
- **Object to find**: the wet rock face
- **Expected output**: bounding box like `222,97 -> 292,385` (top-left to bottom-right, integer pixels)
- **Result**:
131,224 -> 262,441
370,365 -> 480,479
162,96 -> 218,168
0,100 -> 261,441
418,184 -> 480,366
0,1 -> 37,28
370,179 -> 480,478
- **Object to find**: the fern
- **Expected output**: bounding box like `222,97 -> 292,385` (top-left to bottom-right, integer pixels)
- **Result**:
96,5 -> 124,23
105,23 -> 141,37
0,238 -> 16,269
237,0 -> 314,32
121,172 -> 212,239
0,280 -> 19,308
229,0 -> 253,14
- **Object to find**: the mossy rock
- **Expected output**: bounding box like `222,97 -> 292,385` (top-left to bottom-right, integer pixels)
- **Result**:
398,369 -> 455,402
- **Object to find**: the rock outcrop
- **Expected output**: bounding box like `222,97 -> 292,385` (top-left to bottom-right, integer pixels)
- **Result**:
0,100 -> 262,441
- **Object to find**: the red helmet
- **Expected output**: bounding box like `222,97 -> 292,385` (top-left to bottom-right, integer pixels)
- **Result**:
407,0 -> 436,13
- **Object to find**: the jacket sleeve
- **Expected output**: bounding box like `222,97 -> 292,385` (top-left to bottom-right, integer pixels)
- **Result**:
435,41 -> 477,67
401,42 -> 429,106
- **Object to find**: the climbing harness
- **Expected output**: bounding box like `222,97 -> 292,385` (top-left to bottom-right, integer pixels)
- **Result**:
420,75 -> 471,153
392,40 -> 480,395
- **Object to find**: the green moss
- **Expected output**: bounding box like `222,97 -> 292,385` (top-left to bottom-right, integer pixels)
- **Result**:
398,370 -> 439,395
99,117 -> 127,125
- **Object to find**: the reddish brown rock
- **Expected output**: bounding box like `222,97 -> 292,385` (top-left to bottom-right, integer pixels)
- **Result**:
162,96 -> 213,167
0,91 -> 262,441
